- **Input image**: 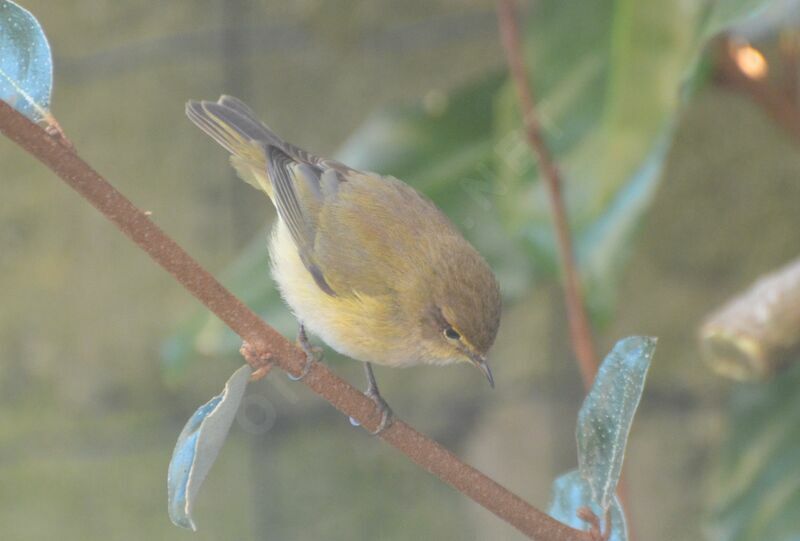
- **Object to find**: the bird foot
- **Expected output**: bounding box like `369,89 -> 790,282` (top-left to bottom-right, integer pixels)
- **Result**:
364,387 -> 393,435
288,325 -> 323,381
239,342 -> 273,381
362,362 -> 393,435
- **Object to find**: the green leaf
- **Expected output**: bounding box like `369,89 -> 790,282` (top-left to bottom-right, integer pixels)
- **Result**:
0,0 -> 52,122
577,336 -> 655,511
709,361 -> 800,541
167,364 -> 252,530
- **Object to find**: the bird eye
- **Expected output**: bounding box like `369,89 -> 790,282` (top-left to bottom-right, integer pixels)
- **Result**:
444,327 -> 461,340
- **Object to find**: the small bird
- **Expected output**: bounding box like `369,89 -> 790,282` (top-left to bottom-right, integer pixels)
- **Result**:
186,96 -> 501,432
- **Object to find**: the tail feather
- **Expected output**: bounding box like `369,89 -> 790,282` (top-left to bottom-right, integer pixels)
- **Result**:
186,95 -> 352,198
186,100 -> 268,165
200,101 -> 285,149
217,95 -> 261,121
187,97 -> 288,194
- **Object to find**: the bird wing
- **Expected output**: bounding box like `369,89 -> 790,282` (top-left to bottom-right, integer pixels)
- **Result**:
185,96 -> 458,300
265,145 -> 340,296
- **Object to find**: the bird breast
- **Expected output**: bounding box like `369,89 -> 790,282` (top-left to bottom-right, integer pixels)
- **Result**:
269,220 -> 423,367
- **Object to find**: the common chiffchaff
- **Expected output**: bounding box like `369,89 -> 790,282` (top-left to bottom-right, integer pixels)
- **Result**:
186,96 -> 501,430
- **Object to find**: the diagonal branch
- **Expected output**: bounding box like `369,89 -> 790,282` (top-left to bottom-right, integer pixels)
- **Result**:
0,100 -> 591,540
495,0 -> 599,389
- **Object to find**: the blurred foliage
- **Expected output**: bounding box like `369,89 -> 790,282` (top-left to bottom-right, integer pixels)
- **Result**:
164,0 -> 777,366
703,0 -> 777,40
710,361 -> 800,541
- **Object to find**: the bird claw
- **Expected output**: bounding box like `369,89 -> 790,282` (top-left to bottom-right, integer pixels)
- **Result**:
289,325 -> 323,381
239,342 -> 273,381
363,362 -> 394,435
364,388 -> 393,435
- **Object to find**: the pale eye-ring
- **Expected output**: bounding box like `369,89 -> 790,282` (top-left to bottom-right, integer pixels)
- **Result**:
444,327 -> 461,340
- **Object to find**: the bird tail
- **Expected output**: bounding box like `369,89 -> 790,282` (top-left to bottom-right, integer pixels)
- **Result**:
185,95 -> 286,196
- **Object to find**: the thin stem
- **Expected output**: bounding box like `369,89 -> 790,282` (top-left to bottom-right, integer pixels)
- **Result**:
495,0 -> 598,388
0,99 -> 590,541
495,1 -> 635,538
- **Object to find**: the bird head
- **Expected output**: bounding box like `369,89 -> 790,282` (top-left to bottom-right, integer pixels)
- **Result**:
417,242 -> 502,387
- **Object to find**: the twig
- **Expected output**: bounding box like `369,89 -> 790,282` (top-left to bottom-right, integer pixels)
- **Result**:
495,1 -> 633,538
0,100 -> 591,540
495,0 -> 598,390
700,255 -> 800,380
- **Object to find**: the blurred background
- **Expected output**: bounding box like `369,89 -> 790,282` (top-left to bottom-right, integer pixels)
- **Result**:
2,0 -> 800,539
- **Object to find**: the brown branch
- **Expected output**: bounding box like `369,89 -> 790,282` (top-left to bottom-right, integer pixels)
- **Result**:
0,100 -> 591,540
495,0 -> 598,390
700,255 -> 800,381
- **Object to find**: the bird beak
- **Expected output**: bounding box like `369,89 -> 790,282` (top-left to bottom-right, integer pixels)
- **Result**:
469,353 -> 494,388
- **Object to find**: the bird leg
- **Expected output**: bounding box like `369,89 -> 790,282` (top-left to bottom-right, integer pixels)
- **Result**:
362,362 -> 393,435
288,324 -> 323,381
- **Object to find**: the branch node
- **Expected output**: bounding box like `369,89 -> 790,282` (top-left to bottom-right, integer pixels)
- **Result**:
240,341 -> 274,381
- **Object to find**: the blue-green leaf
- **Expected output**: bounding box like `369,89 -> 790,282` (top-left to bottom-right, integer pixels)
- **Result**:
577,336 -> 656,511
549,470 -> 628,541
549,337 -> 654,538
167,364 -> 252,530
0,0 -> 52,122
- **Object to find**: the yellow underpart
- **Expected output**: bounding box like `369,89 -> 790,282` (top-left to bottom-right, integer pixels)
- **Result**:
269,221 -> 418,367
